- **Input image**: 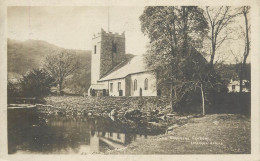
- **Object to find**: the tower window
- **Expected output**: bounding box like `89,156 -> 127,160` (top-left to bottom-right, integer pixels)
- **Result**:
112,42 -> 117,53
144,78 -> 148,90
94,45 -> 97,54
134,79 -> 137,91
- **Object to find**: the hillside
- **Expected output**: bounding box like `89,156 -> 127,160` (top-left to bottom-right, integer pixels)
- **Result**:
7,39 -> 92,93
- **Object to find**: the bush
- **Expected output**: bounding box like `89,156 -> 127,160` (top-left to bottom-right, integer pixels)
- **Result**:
8,68 -> 56,98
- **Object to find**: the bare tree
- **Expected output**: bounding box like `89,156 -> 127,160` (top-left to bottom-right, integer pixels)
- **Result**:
239,6 -> 250,92
228,6 -> 250,93
43,50 -> 80,94
205,6 -> 239,66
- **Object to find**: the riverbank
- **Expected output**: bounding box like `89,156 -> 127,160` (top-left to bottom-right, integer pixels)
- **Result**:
41,96 -> 250,154
107,114 -> 250,154
43,95 -> 171,114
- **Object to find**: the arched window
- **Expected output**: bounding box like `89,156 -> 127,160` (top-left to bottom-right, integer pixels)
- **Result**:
134,79 -> 137,91
144,78 -> 148,90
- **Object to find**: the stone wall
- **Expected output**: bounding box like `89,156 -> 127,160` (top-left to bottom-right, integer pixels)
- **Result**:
43,96 -> 171,116
100,30 -> 126,77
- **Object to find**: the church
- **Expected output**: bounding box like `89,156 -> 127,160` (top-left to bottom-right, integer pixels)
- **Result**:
88,29 -> 158,97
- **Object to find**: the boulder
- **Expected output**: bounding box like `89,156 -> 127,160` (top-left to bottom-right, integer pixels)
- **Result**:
109,109 -> 118,117
150,109 -> 159,116
165,124 -> 179,134
124,109 -> 143,121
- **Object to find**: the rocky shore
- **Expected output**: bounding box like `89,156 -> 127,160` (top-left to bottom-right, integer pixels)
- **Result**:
36,96 -> 197,134
38,96 -> 173,121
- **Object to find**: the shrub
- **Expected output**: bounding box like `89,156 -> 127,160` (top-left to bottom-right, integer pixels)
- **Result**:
7,69 -> 54,97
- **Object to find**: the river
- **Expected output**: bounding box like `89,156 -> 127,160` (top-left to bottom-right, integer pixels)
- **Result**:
8,105 -> 166,154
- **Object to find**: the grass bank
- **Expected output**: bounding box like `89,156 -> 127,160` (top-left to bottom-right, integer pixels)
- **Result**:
107,114 -> 250,154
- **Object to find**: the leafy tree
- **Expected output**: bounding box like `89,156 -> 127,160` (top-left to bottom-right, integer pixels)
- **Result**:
43,50 -> 80,94
7,80 -> 22,97
140,6 -> 210,112
19,68 -> 55,97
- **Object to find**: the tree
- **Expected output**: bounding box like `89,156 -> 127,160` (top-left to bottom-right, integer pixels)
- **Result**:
19,68 -> 55,97
43,50 -> 80,94
239,6 -> 250,92
231,7 -> 251,92
229,6 -> 250,93
205,6 -> 240,66
140,6 -> 209,111
8,80 -> 22,97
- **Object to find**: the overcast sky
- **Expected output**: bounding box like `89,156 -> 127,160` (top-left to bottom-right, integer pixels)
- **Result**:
7,6 -> 149,55
7,6 -> 250,63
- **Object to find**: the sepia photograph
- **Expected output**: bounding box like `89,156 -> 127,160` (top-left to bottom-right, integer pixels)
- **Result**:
3,3 -> 257,158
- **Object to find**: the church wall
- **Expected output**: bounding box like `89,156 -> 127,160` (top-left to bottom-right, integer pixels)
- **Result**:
106,78 -> 126,96
91,35 -> 101,84
130,72 -> 157,97
125,75 -> 131,96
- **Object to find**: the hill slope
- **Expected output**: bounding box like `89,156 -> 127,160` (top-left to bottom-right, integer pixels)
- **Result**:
7,39 -> 92,93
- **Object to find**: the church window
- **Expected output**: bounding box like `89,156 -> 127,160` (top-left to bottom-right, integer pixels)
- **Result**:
134,79 -> 137,91
110,83 -> 113,92
144,78 -> 148,90
94,45 -> 96,54
118,82 -> 121,91
117,133 -> 121,139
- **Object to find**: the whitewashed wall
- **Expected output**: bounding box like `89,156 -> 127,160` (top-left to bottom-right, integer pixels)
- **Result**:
130,72 -> 157,96
91,37 -> 101,84
106,78 -> 126,96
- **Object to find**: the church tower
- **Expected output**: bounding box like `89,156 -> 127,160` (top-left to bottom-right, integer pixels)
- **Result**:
91,28 -> 126,84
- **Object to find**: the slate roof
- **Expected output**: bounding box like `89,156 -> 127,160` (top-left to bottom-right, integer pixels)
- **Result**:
89,83 -> 107,90
98,47 -> 207,82
98,55 -> 148,82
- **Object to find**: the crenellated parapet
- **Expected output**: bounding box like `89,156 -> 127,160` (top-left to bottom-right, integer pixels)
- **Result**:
93,28 -> 125,39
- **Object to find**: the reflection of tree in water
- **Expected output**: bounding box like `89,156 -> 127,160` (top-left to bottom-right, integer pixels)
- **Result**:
8,114 -> 92,154
8,112 -> 166,154
9,123 -> 90,154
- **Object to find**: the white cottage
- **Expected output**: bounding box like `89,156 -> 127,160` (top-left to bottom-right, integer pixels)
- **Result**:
88,29 -> 157,96
88,29 -> 158,97
227,79 -> 250,93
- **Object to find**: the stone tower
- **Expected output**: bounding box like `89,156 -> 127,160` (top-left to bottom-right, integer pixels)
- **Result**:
91,28 -> 126,84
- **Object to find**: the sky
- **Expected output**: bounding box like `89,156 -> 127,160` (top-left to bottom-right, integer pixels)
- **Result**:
7,6 -> 149,55
7,6 -> 250,63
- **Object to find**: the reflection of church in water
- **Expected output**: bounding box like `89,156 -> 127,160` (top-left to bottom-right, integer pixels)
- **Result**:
78,131 -> 149,154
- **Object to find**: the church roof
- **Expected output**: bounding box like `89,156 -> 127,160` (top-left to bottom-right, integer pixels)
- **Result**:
98,55 -> 148,82
89,83 -> 107,90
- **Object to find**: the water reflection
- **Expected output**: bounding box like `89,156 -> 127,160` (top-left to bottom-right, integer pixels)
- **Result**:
8,107 -> 163,154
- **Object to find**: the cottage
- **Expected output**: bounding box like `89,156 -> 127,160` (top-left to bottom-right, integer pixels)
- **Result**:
227,79 -> 250,93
